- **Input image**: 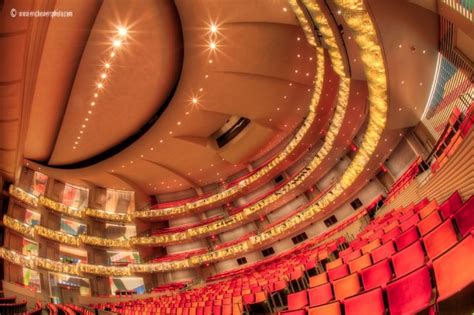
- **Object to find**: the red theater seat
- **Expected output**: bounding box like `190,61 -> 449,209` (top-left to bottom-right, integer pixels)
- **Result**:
333,273 -> 361,301
327,264 -> 348,282
309,273 -> 328,288
399,213 -> 420,232
418,210 -> 443,236
360,259 -> 393,290
381,227 -> 401,244
423,220 -> 458,260
418,200 -> 438,219
439,191 -> 463,219
454,196 -> 474,237
287,291 -> 308,311
341,250 -> 361,263
326,258 -> 343,271
307,283 -> 333,307
392,240 -> 425,278
344,288 -> 385,315
371,240 -> 395,263
360,239 -> 381,255
307,302 -> 341,315
394,226 -> 419,251
348,254 -> 372,273
433,235 -> 474,302
387,266 -> 433,314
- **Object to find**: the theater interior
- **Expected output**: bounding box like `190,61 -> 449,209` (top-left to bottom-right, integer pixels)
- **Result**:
0,0 -> 473,314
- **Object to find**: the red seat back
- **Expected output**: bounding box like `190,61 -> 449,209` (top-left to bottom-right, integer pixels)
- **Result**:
454,196 -> 474,237
439,191 -> 463,219
433,235 -> 474,301
344,288 -> 385,315
287,291 -> 308,311
387,266 -> 433,314
371,240 -> 395,263
307,302 -> 341,315
327,264 -> 349,282
423,220 -> 458,259
394,226 -> 419,251
418,210 -> 443,236
307,283 -> 333,307
392,240 -> 425,278
360,259 -> 393,290
333,273 -> 361,301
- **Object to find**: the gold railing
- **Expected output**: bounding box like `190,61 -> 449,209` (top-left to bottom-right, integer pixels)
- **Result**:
39,196 -> 83,219
9,185 -> 38,207
3,216 -> 35,238
84,208 -> 132,222
79,235 -> 130,249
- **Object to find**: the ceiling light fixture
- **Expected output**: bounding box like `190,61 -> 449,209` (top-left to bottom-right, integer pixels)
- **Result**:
117,26 -> 128,37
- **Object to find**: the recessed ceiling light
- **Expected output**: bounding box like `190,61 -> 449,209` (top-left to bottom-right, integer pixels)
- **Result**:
101,73 -> 107,79
110,52 -> 116,58
94,93 -> 98,98
88,110 -> 92,114
113,40 -> 122,48
97,82 -> 104,89
192,98 -> 198,104
82,124 -> 86,128
105,63 -> 110,69
90,102 -> 95,106
210,24 -> 218,33
177,121 -> 181,125
209,42 -> 217,49
150,147 -> 154,151
117,27 -> 128,37
283,7 -> 287,12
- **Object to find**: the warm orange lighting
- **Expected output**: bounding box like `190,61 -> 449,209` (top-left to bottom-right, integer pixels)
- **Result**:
105,63 -> 110,69
110,52 -> 116,58
209,42 -> 217,49
90,102 -> 95,106
117,26 -> 128,37
97,82 -> 104,89
101,73 -> 107,79
94,93 -> 98,98
210,24 -> 218,33
113,40 -> 122,48
192,97 -> 198,104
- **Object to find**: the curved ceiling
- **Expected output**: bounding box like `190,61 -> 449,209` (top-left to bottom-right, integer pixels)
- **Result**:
0,0 -> 439,199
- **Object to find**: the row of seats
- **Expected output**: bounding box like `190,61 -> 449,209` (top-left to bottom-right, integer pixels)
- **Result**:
69,191 -> 471,315
280,191 -> 474,315
0,296 -> 27,315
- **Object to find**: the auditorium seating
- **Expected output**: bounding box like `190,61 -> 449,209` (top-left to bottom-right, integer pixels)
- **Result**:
85,191 -> 472,315
0,296 -> 27,315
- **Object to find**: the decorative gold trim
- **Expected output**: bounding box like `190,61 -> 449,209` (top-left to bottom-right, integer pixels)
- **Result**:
79,235 -> 131,249
84,208 -> 131,222
3,216 -> 35,238
36,225 -> 80,246
9,186 -> 38,207
39,196 -> 83,219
